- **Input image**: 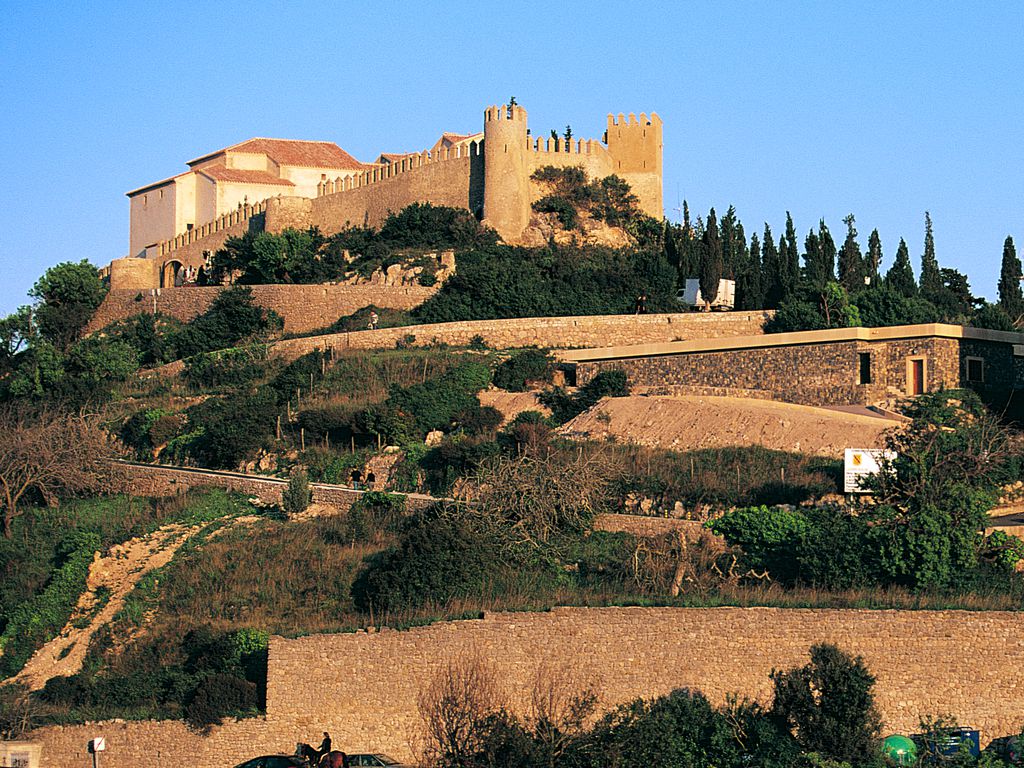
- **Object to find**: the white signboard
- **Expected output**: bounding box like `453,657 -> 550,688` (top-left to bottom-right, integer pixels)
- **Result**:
844,449 -> 894,493
91,737 -> 106,753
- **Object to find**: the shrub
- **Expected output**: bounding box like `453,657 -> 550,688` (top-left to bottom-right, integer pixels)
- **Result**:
183,345 -> 269,389
770,644 -> 882,765
184,673 -> 259,733
541,369 -> 629,424
707,506 -> 808,583
352,511 -> 498,612
454,405 -> 504,437
184,388 -> 278,468
171,287 -> 283,359
492,348 -> 553,392
386,360 -> 491,436
0,531 -> 100,678
283,470 -> 312,514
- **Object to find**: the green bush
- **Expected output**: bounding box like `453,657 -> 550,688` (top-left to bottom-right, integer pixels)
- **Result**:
707,506 -> 808,583
171,287 -> 283,359
283,470 -> 312,514
492,348 -> 553,392
454,405 -> 504,437
386,360 -> 491,436
184,388 -> 278,468
184,673 -> 259,733
183,345 -> 270,389
352,511 -> 498,612
0,531 -> 100,678
541,369 -> 629,423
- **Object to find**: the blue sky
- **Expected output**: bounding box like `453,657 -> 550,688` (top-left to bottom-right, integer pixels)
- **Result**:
1,1 -> 1021,314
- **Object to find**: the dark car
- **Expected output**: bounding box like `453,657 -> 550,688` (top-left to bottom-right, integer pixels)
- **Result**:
912,727 -> 981,763
346,754 -> 409,767
233,756 -> 308,768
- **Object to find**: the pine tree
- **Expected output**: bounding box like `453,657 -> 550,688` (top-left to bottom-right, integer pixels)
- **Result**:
739,231 -> 764,310
782,212 -> 801,301
998,235 -> 1024,321
885,238 -> 917,297
698,208 -> 723,307
867,229 -> 883,285
761,224 -> 783,308
837,214 -> 865,292
919,212 -> 942,296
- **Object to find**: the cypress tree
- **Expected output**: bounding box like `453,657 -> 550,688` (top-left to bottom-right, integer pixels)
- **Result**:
700,210 -> 724,309
678,201 -> 697,279
806,220 -> 837,288
698,207 -> 723,306
837,214 -> 865,292
782,212 -> 801,301
664,220 -> 679,268
998,235 -> 1024,321
761,224 -> 783,308
740,231 -> 764,310
803,229 -> 822,286
885,238 -> 917,297
920,212 -> 942,296
720,206 -> 737,277
867,229 -> 883,285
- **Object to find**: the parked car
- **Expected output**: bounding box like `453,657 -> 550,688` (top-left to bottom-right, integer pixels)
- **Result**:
233,756 -> 308,768
346,754 -> 410,767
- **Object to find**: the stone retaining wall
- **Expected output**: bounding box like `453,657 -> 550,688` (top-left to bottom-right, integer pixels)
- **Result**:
29,606 -> 1024,766
87,283 -> 437,335
271,311 -> 772,360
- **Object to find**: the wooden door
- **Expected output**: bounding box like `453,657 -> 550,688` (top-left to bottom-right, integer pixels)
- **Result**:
911,359 -> 925,395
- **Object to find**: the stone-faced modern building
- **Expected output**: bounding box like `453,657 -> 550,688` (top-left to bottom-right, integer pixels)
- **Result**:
560,324 -> 1024,407
111,103 -> 662,290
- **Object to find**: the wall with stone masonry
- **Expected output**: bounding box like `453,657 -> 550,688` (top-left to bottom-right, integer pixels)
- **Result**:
266,606 -> 1024,762
28,602 -> 1024,765
112,461 -> 435,511
269,311 -> 772,360
576,336 -> 969,406
86,283 -> 437,335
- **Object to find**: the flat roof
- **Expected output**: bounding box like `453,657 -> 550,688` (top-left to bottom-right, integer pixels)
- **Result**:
557,323 -> 1024,364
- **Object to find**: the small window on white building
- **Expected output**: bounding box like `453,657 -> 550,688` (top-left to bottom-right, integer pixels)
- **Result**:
966,357 -> 984,383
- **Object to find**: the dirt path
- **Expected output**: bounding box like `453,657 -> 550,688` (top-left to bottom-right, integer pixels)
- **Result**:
559,395 -> 901,457
9,521 -> 212,691
478,389 -> 551,423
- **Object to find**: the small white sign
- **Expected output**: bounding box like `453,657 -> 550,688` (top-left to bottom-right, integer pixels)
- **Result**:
92,737 -> 106,752
844,449 -> 894,494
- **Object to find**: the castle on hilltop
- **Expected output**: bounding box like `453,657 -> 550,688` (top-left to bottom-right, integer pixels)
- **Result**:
110,103 -> 663,290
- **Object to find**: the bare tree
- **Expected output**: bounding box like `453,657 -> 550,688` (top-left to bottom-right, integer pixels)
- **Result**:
527,662 -> 598,768
459,449 -> 617,549
0,407 -> 123,538
0,684 -> 39,740
417,652 -> 504,768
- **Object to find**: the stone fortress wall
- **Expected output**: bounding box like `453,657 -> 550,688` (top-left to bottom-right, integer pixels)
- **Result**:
32,606 -> 1024,768
107,103 -> 663,290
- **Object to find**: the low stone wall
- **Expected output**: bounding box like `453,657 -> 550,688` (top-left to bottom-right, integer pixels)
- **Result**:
87,283 -> 437,335
114,461 -> 434,511
593,513 -> 704,538
271,311 -> 773,359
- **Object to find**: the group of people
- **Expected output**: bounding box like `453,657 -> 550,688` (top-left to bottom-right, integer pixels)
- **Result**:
349,468 -> 376,491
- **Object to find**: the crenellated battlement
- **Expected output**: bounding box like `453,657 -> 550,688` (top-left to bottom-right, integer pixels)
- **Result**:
607,111 -> 662,128
484,104 -> 527,122
526,135 -> 607,156
315,140 -> 482,197
158,199 -> 267,257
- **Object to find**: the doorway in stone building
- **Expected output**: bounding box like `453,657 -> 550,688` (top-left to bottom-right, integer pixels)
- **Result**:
908,358 -> 926,396
161,260 -> 183,288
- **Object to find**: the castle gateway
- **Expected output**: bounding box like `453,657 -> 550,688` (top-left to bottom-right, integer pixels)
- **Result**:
111,104 -> 663,290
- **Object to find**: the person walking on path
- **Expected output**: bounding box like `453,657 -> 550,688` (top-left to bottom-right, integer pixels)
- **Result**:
635,293 -> 648,314
350,468 -> 362,490
365,471 -> 376,490
368,310 -> 379,330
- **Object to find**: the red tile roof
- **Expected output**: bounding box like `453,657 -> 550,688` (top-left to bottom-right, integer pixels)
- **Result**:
189,138 -> 367,170
197,166 -> 294,186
